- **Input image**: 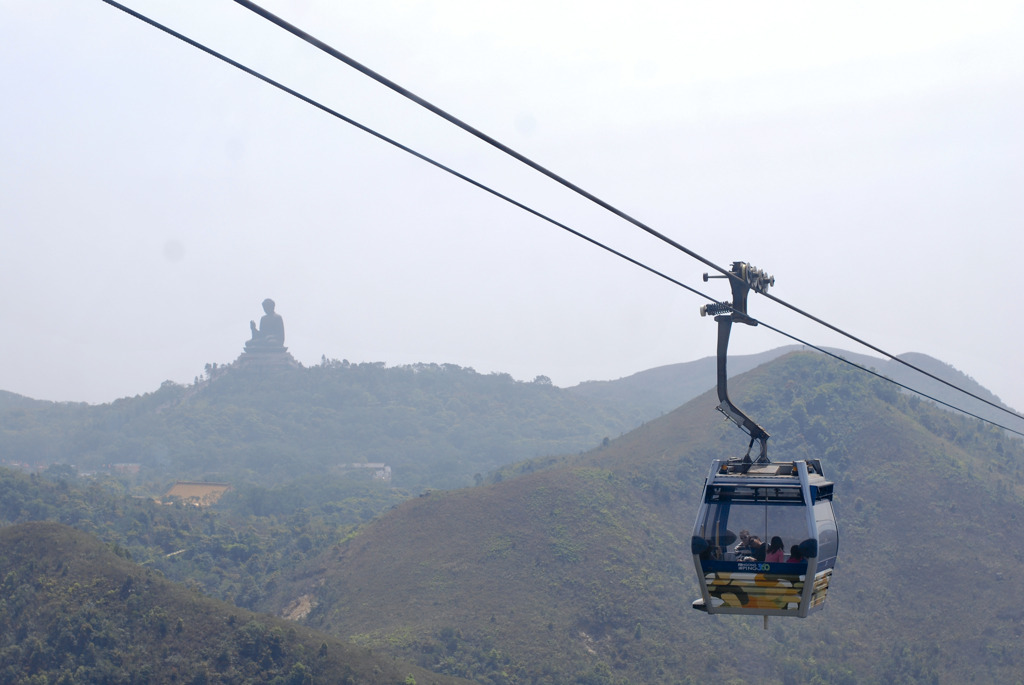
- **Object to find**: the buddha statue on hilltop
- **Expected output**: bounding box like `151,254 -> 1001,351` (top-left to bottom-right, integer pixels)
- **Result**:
245,298 -> 286,351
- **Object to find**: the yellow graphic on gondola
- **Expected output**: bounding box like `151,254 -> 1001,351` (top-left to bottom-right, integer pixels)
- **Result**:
702,568 -> 832,611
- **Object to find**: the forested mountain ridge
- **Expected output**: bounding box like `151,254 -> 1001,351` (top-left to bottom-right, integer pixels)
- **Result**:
0,521 -> 471,684
0,467 -> 383,612
1,350 -> 1021,682
0,389 -> 51,411
0,360 -> 649,491
5,346 -> 997,497
272,351 -> 1024,684
3,344 -> 998,493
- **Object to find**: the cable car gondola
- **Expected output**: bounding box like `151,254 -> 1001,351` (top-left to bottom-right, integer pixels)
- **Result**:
690,262 -> 838,622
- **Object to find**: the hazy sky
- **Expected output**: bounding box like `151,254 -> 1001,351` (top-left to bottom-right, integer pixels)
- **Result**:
3,1 -> 1023,417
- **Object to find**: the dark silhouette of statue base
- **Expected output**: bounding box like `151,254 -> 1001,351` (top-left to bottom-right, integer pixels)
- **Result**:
238,298 -> 298,368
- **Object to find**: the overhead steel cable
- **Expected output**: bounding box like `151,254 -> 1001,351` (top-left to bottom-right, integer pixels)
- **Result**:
229,0 -> 733,279
96,0 -> 715,303
100,0 -> 1024,436
234,0 -> 1024,426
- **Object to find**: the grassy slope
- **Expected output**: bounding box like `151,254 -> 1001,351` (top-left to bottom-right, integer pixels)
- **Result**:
0,521 -> 471,685
274,351 -> 1024,684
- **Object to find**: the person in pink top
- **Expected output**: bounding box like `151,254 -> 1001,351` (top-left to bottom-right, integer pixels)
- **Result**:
765,536 -> 785,563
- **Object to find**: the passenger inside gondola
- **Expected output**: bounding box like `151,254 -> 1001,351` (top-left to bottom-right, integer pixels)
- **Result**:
765,536 -> 785,563
788,545 -> 804,563
743,536 -> 766,561
734,529 -> 752,557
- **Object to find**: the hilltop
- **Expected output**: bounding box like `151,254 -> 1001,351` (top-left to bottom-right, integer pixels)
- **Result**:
267,351 -> 1024,684
566,346 -> 790,417
568,345 -> 1015,427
